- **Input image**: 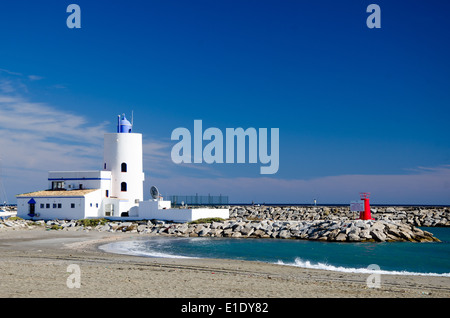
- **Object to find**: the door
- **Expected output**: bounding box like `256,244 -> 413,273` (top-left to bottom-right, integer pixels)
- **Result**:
27,198 -> 36,216
105,203 -> 114,217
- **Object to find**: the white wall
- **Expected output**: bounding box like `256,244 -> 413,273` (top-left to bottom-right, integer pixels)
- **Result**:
17,190 -> 103,220
83,190 -> 103,218
48,171 -> 111,192
17,196 -> 85,220
138,200 -> 229,222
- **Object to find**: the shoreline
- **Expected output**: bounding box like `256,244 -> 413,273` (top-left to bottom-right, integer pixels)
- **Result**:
98,235 -> 450,278
0,228 -> 449,297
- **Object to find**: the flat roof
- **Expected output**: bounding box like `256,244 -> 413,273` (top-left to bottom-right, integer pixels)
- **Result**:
16,189 -> 99,198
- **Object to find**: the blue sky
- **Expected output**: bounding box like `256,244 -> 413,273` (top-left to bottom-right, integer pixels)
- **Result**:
0,0 -> 449,204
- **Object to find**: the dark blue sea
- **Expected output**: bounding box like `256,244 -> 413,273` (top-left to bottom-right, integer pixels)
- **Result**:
99,227 -> 450,277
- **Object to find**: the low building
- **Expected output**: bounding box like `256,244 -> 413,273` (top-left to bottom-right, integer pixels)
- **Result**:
16,189 -> 102,220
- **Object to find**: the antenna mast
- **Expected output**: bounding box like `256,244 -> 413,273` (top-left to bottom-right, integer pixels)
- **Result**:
0,158 -> 8,206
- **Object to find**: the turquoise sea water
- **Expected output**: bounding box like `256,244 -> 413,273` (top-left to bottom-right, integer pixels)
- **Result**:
99,227 -> 450,277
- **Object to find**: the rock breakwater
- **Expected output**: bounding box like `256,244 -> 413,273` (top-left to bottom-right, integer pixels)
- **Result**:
137,219 -> 440,242
0,214 -> 441,242
229,205 -> 450,227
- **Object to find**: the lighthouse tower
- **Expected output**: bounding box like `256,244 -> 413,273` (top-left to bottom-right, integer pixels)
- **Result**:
103,114 -> 145,214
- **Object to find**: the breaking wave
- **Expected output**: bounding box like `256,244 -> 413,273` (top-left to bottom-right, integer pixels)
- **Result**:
276,257 -> 450,277
99,240 -> 197,259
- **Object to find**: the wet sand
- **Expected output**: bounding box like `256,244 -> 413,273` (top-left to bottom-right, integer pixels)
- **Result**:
0,228 -> 449,298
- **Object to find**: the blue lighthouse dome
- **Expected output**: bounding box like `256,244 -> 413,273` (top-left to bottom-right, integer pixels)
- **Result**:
118,114 -> 132,133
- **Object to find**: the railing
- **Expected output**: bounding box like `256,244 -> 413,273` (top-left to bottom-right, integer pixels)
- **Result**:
166,194 -> 229,206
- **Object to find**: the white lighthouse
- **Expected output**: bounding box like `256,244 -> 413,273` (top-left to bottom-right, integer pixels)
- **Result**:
103,115 -> 144,214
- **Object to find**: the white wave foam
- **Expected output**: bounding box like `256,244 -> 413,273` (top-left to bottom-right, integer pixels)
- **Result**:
99,241 -> 197,259
276,257 -> 450,277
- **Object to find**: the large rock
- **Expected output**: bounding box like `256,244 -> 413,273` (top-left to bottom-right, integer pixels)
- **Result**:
210,228 -> 223,237
327,228 -> 340,240
231,231 -> 242,238
347,226 -> 361,236
370,229 -> 386,242
279,230 -> 291,239
252,229 -> 268,238
222,228 -> 234,237
98,224 -> 111,232
335,233 -> 347,242
240,225 -> 254,237
370,221 -> 386,232
176,223 -> 189,234
359,229 -> 372,240
198,228 -> 211,237
211,222 -> 223,229
348,233 -> 362,242
194,224 -> 204,234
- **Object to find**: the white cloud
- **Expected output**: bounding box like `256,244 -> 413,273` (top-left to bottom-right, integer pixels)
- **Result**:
0,68 -> 22,76
0,96 -> 108,198
28,75 -> 44,81
0,80 -> 16,93
0,97 -> 107,143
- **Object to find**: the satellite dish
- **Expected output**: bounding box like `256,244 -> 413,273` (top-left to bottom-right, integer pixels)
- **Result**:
150,186 -> 159,200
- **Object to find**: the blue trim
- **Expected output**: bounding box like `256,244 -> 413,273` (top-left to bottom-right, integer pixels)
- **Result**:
48,178 -> 111,181
19,196 -> 88,199
28,198 -> 36,204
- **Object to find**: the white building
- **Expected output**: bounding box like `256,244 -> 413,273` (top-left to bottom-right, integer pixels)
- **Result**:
16,114 -> 229,222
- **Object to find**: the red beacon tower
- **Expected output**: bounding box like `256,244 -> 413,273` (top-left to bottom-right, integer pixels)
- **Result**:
359,192 -> 373,220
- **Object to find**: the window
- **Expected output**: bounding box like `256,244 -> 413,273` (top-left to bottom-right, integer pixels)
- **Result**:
40,203 -> 44,209
53,203 -> 57,208
52,181 -> 64,190
90,203 -> 92,207
57,203 -> 62,208
121,162 -> 127,172
46,203 -> 50,209
105,190 -> 109,198
71,203 -> 75,208
104,163 -> 106,169
121,182 -> 127,192
96,203 -> 98,208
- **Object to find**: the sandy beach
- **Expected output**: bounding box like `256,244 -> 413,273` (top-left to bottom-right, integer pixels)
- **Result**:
0,227 -> 449,298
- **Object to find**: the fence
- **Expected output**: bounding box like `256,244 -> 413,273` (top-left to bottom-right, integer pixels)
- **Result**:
166,194 -> 229,206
